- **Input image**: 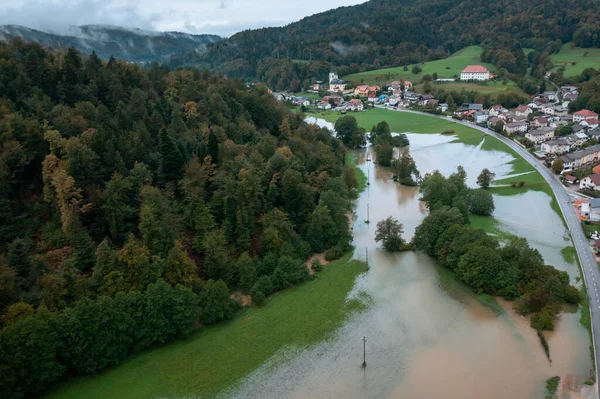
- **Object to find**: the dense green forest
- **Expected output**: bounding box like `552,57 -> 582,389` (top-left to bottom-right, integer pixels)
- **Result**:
167,0 -> 600,90
0,39 -> 359,398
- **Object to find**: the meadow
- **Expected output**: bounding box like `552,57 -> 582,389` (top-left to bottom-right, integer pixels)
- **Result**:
343,46 -> 492,84
46,255 -> 368,399
551,42 -> 600,77
343,46 -> 528,98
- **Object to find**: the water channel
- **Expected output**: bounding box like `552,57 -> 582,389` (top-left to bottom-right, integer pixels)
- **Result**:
224,117 -> 594,399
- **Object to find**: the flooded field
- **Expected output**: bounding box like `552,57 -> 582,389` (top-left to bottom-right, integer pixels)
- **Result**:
223,121 -> 593,399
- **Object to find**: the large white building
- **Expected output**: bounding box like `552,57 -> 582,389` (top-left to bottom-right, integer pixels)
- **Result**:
460,65 -> 490,81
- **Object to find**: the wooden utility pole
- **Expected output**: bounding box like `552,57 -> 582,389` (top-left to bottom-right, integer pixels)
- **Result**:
362,336 -> 367,368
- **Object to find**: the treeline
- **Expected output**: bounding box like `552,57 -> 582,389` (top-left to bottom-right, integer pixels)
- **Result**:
167,0 -> 600,90
0,39 -> 358,398
413,169 -> 579,330
0,279 -> 238,399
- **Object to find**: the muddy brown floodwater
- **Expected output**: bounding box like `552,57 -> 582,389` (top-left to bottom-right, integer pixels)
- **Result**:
222,124 -> 594,399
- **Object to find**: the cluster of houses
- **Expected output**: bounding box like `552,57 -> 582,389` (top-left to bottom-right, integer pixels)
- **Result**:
270,73 -> 600,173
449,86 -> 600,169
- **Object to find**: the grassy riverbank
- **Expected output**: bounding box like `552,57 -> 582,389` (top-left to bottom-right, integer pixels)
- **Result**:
346,152 -> 367,192
46,254 -> 368,399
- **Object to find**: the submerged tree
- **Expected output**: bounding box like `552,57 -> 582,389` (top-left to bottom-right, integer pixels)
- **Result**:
374,217 -> 405,251
477,168 -> 495,189
392,148 -> 419,186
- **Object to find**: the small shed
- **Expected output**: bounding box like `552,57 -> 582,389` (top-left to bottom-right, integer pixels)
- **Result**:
564,175 -> 579,184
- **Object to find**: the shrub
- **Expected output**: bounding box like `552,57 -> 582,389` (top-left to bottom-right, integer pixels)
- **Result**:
251,289 -> 266,306
530,305 -> 557,331
311,258 -> 323,273
252,275 -> 274,296
325,245 -> 345,261
563,285 -> 581,304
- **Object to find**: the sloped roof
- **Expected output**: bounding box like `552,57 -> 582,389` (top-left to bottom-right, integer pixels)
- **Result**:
516,105 -> 529,112
462,65 -> 488,73
575,109 -> 598,117
587,174 -> 600,186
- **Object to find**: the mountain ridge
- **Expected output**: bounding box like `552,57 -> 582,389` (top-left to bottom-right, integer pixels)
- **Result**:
165,0 -> 600,89
0,24 -> 221,63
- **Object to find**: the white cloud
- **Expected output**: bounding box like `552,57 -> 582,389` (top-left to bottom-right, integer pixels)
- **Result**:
0,0 -> 367,37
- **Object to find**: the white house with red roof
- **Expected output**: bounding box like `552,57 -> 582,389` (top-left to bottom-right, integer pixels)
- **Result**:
460,65 -> 490,81
573,109 -> 599,123
515,105 -> 532,117
581,118 -> 600,129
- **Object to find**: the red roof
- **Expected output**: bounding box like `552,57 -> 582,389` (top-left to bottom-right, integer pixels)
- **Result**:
516,105 -> 529,112
356,85 -> 369,91
575,109 -> 599,117
587,118 -> 599,125
535,116 -> 548,123
462,65 -> 488,73
349,99 -> 362,104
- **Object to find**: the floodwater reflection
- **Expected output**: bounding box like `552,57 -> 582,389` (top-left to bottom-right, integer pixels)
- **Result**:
222,125 -> 593,399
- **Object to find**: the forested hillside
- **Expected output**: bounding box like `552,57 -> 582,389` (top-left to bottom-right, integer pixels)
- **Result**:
0,25 -> 221,63
0,39 -> 358,398
167,0 -> 600,89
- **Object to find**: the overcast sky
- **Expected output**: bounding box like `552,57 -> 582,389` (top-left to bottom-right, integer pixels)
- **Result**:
0,0 -> 367,37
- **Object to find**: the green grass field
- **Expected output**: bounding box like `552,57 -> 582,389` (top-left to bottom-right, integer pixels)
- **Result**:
342,46 -> 527,98
561,246 -> 577,264
414,80 -> 528,98
551,42 -> 600,77
46,254 -> 368,399
344,46 -> 493,84
346,152 -> 367,192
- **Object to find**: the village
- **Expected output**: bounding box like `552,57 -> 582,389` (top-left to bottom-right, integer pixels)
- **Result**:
272,65 -> 600,257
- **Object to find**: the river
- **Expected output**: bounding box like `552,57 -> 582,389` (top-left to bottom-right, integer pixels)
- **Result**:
222,118 -> 594,399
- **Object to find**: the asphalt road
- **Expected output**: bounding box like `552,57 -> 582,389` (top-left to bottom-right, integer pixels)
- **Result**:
379,106 -> 600,392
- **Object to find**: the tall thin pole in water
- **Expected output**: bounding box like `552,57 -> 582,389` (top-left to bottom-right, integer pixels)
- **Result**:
362,336 -> 367,368
365,247 -> 368,266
